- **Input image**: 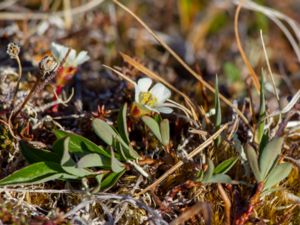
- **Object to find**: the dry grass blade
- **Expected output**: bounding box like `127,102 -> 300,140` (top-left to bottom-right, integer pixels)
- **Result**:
234,3 -> 260,93
102,64 -> 136,86
170,202 -> 212,225
233,0 -> 300,62
138,124 -> 228,195
120,53 -> 198,121
260,30 -> 279,102
113,0 -> 250,128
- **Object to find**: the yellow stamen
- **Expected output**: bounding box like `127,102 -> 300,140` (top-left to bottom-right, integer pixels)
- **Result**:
139,92 -> 157,107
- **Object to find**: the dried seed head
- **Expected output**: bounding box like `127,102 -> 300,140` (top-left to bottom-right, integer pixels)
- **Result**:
39,55 -> 58,78
6,42 -> 20,59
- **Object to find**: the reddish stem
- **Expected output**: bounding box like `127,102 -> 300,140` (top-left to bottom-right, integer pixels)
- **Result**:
234,182 -> 264,225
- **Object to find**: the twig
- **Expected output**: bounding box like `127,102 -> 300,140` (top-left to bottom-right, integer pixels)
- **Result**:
170,202 -> 212,225
138,124 -> 228,195
218,184 -> 231,225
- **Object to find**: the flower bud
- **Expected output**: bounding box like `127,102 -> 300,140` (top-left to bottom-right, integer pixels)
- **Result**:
39,55 -> 58,78
6,42 -> 20,59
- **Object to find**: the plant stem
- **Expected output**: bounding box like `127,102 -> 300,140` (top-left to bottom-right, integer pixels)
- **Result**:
234,182 -> 264,225
11,76 -> 41,121
10,56 -> 22,108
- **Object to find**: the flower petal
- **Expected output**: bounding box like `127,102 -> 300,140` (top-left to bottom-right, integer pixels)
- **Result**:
137,78 -> 152,92
157,106 -> 173,114
75,51 -> 90,65
51,42 -> 68,62
135,78 -> 152,102
145,105 -> 159,113
150,83 -> 171,104
66,49 -> 77,66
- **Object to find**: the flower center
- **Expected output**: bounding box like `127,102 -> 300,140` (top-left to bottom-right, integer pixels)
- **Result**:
139,92 -> 157,107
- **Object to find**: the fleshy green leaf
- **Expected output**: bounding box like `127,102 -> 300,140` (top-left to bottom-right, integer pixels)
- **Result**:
118,142 -> 139,160
142,116 -> 162,142
203,159 -> 215,181
259,138 -> 283,179
245,144 -> 261,182
101,170 -> 125,191
20,141 -> 60,164
214,157 -> 238,174
92,118 -> 117,146
256,73 -> 266,143
160,119 -> 170,146
117,103 -> 130,144
0,161 -> 63,186
127,145 -> 139,159
264,162 -> 292,190
203,174 -> 232,184
110,149 -> 125,173
54,130 -> 110,158
77,153 -> 110,169
60,137 -> 93,177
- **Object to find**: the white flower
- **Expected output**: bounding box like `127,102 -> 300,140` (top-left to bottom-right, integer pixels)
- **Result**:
135,78 -> 173,114
51,42 -> 90,67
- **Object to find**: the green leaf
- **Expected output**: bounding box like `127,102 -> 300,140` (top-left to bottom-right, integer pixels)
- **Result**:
245,144 -> 261,182
203,159 -> 215,181
110,149 -> 125,173
142,116 -> 162,142
256,73 -> 266,143
20,141 -> 60,164
117,142 -> 139,160
77,153 -> 110,169
92,119 -> 117,146
214,157 -> 238,174
203,174 -> 232,184
116,137 -> 139,159
117,103 -> 130,144
196,170 -> 204,182
54,130 -> 110,158
60,137 -> 93,177
101,170 -> 126,191
214,75 -> 222,146
259,138 -> 284,179
0,161 -> 63,186
127,145 -> 140,159
259,133 -> 269,154
160,119 -> 170,146
264,162 -> 292,190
